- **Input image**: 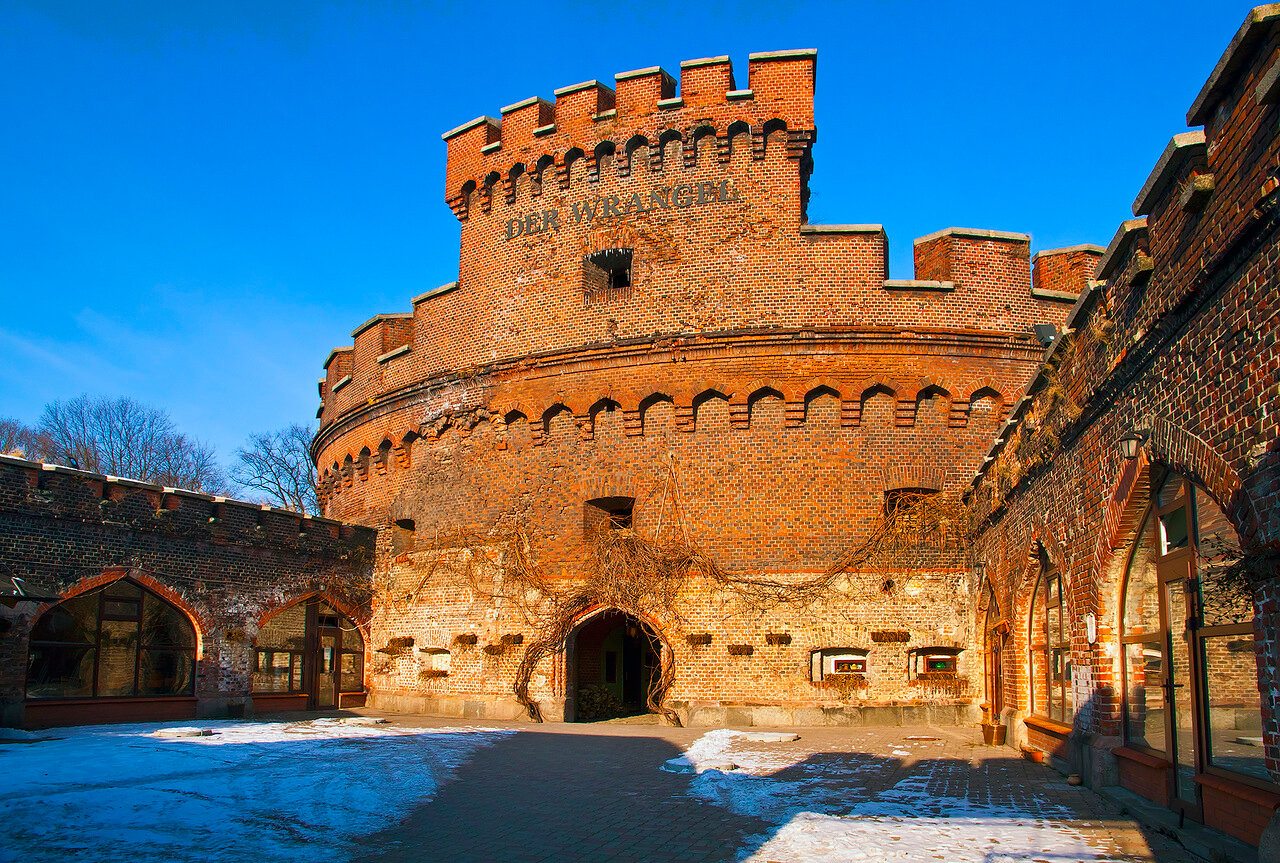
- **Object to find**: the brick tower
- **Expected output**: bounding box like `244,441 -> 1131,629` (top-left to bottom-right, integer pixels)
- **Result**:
313,51 -> 1094,724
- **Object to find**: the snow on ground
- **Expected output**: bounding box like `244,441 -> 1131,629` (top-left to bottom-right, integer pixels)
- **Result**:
0,718 -> 513,863
668,729 -> 1119,863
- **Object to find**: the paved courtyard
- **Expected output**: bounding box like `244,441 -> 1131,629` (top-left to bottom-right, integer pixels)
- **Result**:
1,711 -> 1201,863
354,713 -> 1196,863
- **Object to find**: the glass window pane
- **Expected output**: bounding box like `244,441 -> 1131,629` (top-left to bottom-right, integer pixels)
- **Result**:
139,649 -> 194,696
258,604 -> 307,651
102,599 -> 139,618
253,650 -> 299,693
339,651 -> 363,692
30,595 -> 97,644
1194,490 -> 1252,627
97,619 -> 139,696
26,644 -> 95,698
141,594 -> 196,648
1123,511 -> 1161,636
1158,475 -> 1186,508
1031,649 -> 1048,716
1125,642 -> 1166,751
341,622 -> 364,654
104,580 -> 142,599
1062,654 -> 1074,724
1203,633 -> 1270,782
1161,507 -> 1189,553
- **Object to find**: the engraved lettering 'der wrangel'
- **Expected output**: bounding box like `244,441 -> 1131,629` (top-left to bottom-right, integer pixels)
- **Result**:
505,180 -> 740,241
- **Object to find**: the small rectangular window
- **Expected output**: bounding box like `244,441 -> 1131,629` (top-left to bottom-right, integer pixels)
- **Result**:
584,248 -> 633,304
584,497 -> 635,538
604,651 -> 618,683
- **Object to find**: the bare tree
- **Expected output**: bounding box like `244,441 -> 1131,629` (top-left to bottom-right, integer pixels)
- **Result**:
0,417 -> 49,460
231,423 -> 318,515
37,394 -> 227,493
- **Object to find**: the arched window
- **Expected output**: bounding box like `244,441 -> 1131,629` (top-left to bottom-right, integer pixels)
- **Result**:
253,597 -> 364,709
1120,471 -> 1267,797
1029,562 -> 1072,724
984,585 -> 1008,717
27,578 -> 196,699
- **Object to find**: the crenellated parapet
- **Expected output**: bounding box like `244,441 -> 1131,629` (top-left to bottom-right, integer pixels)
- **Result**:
968,3 -> 1280,508
0,454 -> 372,552
441,51 -> 817,221
316,224 -> 1096,432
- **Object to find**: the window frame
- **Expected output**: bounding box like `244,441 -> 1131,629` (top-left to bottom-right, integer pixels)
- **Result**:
26,578 -> 197,701
251,597 -> 364,698
1119,470 -> 1276,792
1029,566 -> 1072,725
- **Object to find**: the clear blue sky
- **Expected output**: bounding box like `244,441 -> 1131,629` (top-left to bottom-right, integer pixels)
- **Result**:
0,0 -> 1246,469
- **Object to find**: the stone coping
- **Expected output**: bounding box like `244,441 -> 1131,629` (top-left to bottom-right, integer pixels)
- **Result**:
1032,244 -> 1105,259
615,66 -> 672,83
0,453 -> 351,527
798,223 -> 884,235
883,279 -> 956,292
351,312 -> 412,340
499,96 -> 549,115
1030,287 -> 1080,302
323,346 -> 352,370
913,227 -> 1030,245
748,49 -> 817,61
1188,3 -> 1280,125
376,344 -> 411,364
441,115 -> 497,142
679,55 -> 730,69
411,281 -> 459,304
552,79 -> 614,98
1131,131 -> 1206,217
1095,218 -> 1148,281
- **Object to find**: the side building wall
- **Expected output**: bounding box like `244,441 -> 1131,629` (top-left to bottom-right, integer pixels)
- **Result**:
0,455 -> 375,728
967,7 -> 1280,847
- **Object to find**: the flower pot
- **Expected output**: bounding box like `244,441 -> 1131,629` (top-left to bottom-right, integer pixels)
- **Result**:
981,723 -> 1008,745
1021,746 -> 1044,763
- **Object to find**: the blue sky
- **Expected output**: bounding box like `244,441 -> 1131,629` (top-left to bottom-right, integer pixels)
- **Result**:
0,0 -> 1246,469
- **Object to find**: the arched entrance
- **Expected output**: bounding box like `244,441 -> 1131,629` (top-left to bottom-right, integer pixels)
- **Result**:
567,610 -> 660,721
252,597 -> 365,712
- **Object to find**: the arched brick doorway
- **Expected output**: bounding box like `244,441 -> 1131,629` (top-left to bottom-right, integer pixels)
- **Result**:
566,610 -> 660,722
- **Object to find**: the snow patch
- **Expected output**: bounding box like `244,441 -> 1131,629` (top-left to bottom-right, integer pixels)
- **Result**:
0,718 -> 514,863
668,730 -> 1120,863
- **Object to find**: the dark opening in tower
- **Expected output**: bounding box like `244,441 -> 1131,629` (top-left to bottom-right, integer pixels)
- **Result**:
584,248 -> 632,303
584,496 -> 634,538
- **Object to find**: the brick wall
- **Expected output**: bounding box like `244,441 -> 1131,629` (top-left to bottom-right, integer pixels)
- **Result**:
311,51 -> 1093,723
0,455 -> 374,726
967,5 -> 1280,845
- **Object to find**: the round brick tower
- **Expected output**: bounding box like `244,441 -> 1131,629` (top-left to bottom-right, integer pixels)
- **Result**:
313,51 -> 1098,724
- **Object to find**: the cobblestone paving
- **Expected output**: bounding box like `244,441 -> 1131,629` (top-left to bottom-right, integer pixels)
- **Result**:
351,713 -> 1199,863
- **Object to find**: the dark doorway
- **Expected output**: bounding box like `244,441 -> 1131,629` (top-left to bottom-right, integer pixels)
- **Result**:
568,610 -> 659,721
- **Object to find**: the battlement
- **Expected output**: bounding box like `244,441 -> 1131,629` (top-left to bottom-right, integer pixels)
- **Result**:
317,222 -> 1090,428
441,50 -> 817,219
1031,245 -> 1105,300
1088,3 -> 1280,316
0,453 -> 372,549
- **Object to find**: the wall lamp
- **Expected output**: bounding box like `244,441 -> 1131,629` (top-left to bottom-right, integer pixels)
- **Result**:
1119,429 -> 1148,460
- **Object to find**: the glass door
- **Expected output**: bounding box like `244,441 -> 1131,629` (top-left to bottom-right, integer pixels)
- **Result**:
316,628 -> 338,708
1155,476 -> 1203,819
1160,552 -> 1200,815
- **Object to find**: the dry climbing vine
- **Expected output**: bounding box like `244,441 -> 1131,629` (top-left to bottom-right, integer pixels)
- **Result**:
376,456 -> 976,725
